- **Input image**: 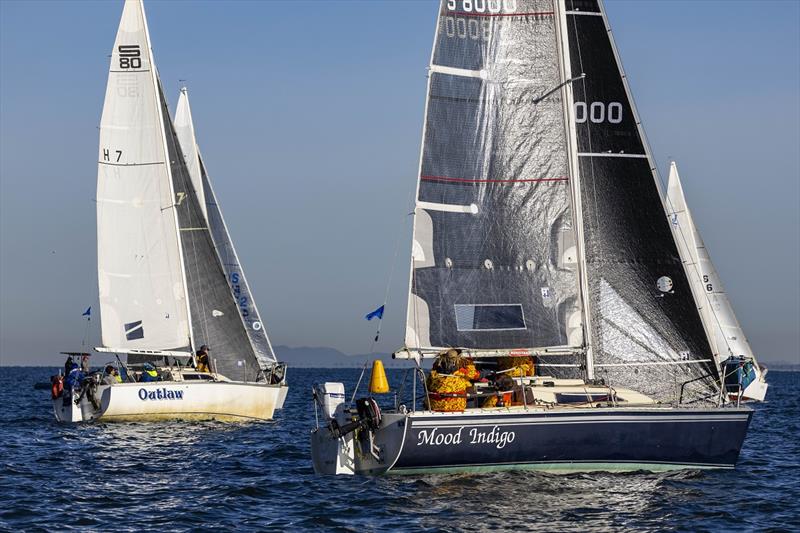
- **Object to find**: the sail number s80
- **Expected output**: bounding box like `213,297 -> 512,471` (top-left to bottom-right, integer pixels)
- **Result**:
118,45 -> 142,69
446,0 -> 517,13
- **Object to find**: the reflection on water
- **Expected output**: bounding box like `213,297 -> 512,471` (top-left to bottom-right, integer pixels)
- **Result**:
1,367 -> 797,531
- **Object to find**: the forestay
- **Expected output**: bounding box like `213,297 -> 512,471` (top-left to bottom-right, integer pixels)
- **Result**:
173,89 -> 278,368
666,162 -> 756,366
405,0 -> 584,355
96,0 -> 191,352
565,0 -> 718,402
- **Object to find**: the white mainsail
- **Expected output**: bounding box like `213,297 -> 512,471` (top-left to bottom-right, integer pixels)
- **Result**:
96,0 -> 191,352
173,88 -> 278,366
666,162 -> 757,364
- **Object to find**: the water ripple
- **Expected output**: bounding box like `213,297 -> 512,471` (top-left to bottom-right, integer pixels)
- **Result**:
0,367 -> 797,532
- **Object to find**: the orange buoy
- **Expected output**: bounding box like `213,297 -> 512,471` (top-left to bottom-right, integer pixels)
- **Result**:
369,359 -> 390,394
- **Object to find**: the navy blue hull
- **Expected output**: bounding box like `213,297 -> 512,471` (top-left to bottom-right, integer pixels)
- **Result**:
384,408 -> 752,474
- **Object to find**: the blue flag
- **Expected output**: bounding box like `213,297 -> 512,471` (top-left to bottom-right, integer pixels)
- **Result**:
82,307 -> 91,317
365,305 -> 384,321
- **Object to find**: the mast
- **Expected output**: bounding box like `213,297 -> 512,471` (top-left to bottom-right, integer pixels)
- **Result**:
139,1 -> 196,353
555,0 -> 594,380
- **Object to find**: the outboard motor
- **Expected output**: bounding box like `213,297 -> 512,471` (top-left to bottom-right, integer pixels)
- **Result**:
311,383 -> 355,475
330,397 -> 382,438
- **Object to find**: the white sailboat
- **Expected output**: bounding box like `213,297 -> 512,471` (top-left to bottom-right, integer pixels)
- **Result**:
311,0 -> 752,475
53,0 -> 286,423
666,162 -> 768,401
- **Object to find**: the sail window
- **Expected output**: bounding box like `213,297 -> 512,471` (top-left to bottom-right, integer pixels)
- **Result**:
455,304 -> 526,332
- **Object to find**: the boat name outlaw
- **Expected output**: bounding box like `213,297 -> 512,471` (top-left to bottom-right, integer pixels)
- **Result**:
416,426 -> 515,449
138,388 -> 185,401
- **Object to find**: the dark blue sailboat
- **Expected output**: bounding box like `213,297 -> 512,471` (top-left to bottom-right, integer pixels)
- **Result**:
311,0 -> 752,475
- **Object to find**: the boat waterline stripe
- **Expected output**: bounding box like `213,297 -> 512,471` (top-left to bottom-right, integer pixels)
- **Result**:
179,227 -> 209,231
391,460 -> 733,474
421,174 -> 568,184
412,416 -> 749,428
577,152 -> 648,159
417,201 -> 479,214
566,11 -> 603,17
448,11 -> 554,18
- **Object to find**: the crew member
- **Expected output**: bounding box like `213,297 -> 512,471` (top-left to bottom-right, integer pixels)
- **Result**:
63,354 -> 74,377
196,345 -> 211,373
140,362 -> 160,382
102,365 -> 120,385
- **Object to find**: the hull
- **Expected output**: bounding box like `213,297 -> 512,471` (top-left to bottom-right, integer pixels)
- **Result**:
53,381 -> 281,423
275,384 -> 289,410
733,379 -> 768,403
353,407 -> 753,475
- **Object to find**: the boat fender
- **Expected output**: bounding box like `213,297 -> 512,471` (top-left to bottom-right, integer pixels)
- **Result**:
50,375 -> 63,399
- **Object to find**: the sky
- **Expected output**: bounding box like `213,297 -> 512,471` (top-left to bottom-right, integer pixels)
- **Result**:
0,0 -> 798,366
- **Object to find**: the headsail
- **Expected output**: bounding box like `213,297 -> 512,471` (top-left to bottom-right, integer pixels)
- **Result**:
404,0 -> 585,357
666,162 -> 757,365
173,88 -> 278,367
564,0 -> 718,402
96,0 -> 191,352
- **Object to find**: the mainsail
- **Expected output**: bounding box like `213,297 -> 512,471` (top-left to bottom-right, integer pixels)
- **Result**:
96,0 -> 191,353
666,162 -> 757,365
405,0 -> 584,356
399,0 -> 720,403
564,0 -> 718,401
173,88 -> 278,368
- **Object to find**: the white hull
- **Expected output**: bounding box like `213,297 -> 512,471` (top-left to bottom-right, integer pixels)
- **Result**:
739,377 -> 769,403
275,384 -> 289,410
53,381 -> 283,423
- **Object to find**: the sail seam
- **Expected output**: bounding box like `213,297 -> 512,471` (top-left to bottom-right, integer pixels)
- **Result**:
421,174 -> 568,184
98,161 -> 164,167
449,11 -> 554,18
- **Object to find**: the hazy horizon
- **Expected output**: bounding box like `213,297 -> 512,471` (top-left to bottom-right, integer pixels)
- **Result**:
1,0 -> 798,366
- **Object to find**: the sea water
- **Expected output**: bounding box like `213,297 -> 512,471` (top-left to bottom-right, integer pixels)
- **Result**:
1,367 -> 797,531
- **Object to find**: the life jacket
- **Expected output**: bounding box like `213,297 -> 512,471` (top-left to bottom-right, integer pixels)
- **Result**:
140,368 -> 159,382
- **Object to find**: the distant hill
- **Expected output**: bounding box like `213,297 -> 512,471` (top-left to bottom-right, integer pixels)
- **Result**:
272,345 -> 409,368
764,361 -> 800,372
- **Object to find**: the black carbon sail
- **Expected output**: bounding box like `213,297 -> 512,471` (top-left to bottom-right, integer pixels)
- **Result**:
157,83 -> 262,380
405,0 -> 584,356
565,0 -> 718,402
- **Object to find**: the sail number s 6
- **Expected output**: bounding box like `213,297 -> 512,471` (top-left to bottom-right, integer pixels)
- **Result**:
118,45 -> 142,69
